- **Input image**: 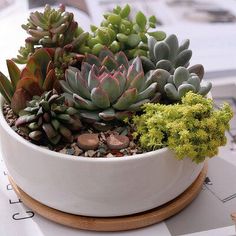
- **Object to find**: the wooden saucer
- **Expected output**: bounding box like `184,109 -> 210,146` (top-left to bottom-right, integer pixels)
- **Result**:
9,163 -> 207,232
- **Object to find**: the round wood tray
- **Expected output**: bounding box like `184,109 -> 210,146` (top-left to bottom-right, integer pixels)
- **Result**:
9,163 -> 207,232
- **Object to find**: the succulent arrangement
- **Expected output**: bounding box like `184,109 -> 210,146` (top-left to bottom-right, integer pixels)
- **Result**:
0,4 -> 233,163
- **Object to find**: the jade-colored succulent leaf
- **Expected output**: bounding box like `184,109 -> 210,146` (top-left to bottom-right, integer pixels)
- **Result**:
165,34 -> 179,61
113,88 -> 138,110
101,55 -> 117,71
178,84 -> 195,98
199,82 -> 212,96
173,67 -> 190,88
6,60 -> 20,90
73,94 -> 97,110
175,49 -> 192,68
164,83 -> 179,100
187,75 -> 200,92
154,42 -> 170,62
148,31 -> 166,41
91,87 -> 110,109
136,83 -> 157,102
155,60 -> 173,73
99,108 -> 116,121
135,11 -> 147,29
115,51 -> 129,69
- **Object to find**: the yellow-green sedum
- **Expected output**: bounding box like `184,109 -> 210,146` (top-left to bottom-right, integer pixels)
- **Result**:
133,92 -> 233,163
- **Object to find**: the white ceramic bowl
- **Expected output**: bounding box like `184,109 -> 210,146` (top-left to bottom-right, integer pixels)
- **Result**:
0,97 -> 204,217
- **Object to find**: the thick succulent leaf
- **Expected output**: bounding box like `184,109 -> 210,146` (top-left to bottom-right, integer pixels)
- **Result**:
154,42 -> 170,61
50,134 -> 61,145
188,64 -> 204,80
140,56 -> 155,72
175,49 -> 192,68
99,108 -> 116,121
65,68 -> 77,88
188,75 -> 200,92
30,48 -> 51,77
126,64 -> 138,89
156,60 -> 173,73
51,119 -> 60,130
113,88 -> 138,110
0,72 -> 14,103
147,36 -> 157,63
16,77 -> 43,96
173,67 -> 190,88
75,72 -> 91,99
199,82 -> 212,96
178,84 -> 195,98
15,114 -> 37,127
129,72 -> 145,92
60,81 -> 75,94
6,60 -> 20,90
84,54 -> 100,67
46,60 -> 54,74
20,68 -> 34,79
164,83 -> 179,100
42,123 -> 57,139
136,82 -> 157,101
81,62 -> 92,80
73,94 -> 97,110
42,69 -> 56,91
146,69 -> 170,93
29,131 -> 42,141
88,65 -> 100,91
128,99 -> 150,111
178,39 -> 190,53
165,34 -> 179,62
132,57 -> 143,73
79,110 -> 101,122
99,47 -> 114,61
100,74 -> 120,103
115,51 -> 129,69
113,71 -> 126,94
101,55 -> 117,72
11,88 -> 31,114
99,65 -> 110,75
91,87 -> 110,109
59,125 -> 73,142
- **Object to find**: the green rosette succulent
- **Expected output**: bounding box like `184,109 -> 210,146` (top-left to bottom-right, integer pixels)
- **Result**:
141,34 -> 194,74
60,49 -> 159,125
150,66 -> 212,102
15,90 -> 82,145
81,4 -> 166,58
14,4 -> 87,75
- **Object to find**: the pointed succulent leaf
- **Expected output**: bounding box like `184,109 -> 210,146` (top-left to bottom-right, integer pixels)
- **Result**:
100,74 -> 120,103
148,31 -> 166,41
11,88 -> 31,114
60,80 -> 74,94
115,51 -> 129,69
16,77 -> 43,96
75,72 -> 91,99
175,49 -> 192,68
173,67 -> 190,88
42,69 -> 56,91
136,82 -> 157,101
81,62 -> 92,80
73,94 -> 97,110
113,71 -> 126,94
91,87 -> 110,109
88,65 -> 100,91
101,55 -> 117,71
6,60 -> 20,90
129,72 -> 145,91
154,42 -> 170,61
113,88 -> 138,110
79,110 -> 100,122
178,84 -> 195,98
132,56 -> 143,73
84,54 -> 100,67
99,47 -> 114,61
99,108 -> 116,121
199,82 -> 212,96
0,72 -> 14,104
164,83 -> 179,100
165,34 -> 179,62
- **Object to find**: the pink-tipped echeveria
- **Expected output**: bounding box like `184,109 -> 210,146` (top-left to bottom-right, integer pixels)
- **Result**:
60,49 -> 160,126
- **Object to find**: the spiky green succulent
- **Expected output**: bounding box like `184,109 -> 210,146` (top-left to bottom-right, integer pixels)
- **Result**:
141,34 -> 193,73
60,49 -> 159,125
0,48 -> 58,114
13,4 -> 87,73
152,66 -> 212,102
15,90 -> 82,145
80,4 -> 165,58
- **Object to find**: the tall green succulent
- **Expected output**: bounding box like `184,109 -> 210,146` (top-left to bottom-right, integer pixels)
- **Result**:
0,48 -> 57,114
60,49 -> 159,125
141,34 -> 193,73
16,90 -> 82,145
150,66 -> 212,102
13,4 -> 87,76
81,4 -> 166,58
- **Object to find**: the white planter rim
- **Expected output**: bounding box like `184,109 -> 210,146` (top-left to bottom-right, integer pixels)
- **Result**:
0,96 -> 169,163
